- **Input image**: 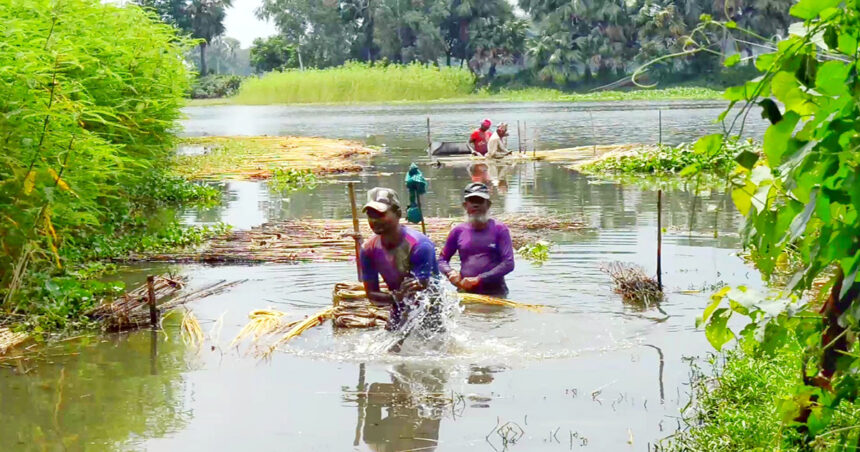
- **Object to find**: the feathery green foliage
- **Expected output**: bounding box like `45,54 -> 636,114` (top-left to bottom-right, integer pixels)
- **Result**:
0,0 -> 205,330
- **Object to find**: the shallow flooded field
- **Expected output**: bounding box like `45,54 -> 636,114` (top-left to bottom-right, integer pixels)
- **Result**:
1,101 -> 768,451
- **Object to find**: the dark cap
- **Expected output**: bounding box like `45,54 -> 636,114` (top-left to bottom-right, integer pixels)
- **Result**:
463,182 -> 490,200
363,187 -> 401,213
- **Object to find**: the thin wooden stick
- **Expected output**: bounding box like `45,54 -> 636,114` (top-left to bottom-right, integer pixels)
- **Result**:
657,190 -> 663,290
417,193 -> 427,235
147,275 -> 158,327
348,182 -> 362,280
517,120 -> 522,153
426,117 -> 431,149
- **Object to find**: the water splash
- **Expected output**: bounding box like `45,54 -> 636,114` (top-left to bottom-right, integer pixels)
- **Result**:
354,278 -> 462,356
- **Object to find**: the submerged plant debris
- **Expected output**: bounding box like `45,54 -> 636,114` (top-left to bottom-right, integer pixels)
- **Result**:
601,261 -> 663,306
174,136 -> 380,180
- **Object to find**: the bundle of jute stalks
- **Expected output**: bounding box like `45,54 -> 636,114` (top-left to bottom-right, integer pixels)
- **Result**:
330,281 -> 546,330
332,282 -> 390,328
127,214 -> 585,264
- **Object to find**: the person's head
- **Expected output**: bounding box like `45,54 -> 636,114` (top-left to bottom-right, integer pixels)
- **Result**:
497,123 -> 508,137
462,182 -> 491,225
480,118 -> 491,131
362,187 -> 402,235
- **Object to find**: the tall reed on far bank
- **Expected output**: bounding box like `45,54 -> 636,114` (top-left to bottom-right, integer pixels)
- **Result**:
233,62 -> 476,104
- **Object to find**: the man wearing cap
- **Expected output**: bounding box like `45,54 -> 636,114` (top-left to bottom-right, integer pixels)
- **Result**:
355,187 -> 438,330
439,183 -> 515,296
468,119 -> 492,156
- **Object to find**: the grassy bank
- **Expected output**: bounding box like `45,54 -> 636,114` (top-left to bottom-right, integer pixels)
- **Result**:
0,0 -> 229,334
192,84 -> 723,106
665,337 -> 860,450
232,62 -> 476,104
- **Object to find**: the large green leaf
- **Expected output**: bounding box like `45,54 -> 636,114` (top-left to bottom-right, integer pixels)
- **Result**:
693,134 -> 722,156
815,60 -> 850,96
763,111 -> 801,166
704,308 -> 735,351
788,188 -> 818,242
789,0 -> 841,20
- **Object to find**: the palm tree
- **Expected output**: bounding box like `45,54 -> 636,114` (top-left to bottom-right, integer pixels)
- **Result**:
188,0 -> 233,76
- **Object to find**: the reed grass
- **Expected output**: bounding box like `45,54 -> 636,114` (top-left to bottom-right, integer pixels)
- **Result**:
233,62 -> 476,104
223,64 -> 721,105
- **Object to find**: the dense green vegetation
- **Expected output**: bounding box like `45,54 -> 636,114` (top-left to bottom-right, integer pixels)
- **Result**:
247,0 -> 792,87
190,74 -> 243,99
230,69 -> 722,104
581,139 -> 757,176
680,0 -> 860,449
233,62 -> 476,103
138,0 -> 794,101
0,0 -> 222,332
667,335 -> 860,450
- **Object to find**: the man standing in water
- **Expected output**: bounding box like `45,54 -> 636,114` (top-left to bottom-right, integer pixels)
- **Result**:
356,187 -> 438,331
439,183 -> 515,296
468,119 -> 492,156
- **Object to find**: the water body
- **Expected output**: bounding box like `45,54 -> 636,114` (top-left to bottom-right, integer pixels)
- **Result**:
1,101 -> 767,451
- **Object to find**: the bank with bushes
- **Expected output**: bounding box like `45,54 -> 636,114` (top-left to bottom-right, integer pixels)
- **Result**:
0,0 -> 224,333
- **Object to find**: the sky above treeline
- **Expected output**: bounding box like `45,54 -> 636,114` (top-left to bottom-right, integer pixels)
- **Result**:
223,0 -> 277,47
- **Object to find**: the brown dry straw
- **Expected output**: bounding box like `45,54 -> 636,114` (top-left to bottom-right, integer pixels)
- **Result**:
126,214 -> 585,264
601,261 -> 663,305
87,275 -> 246,331
174,136 -> 380,180
0,327 -> 29,356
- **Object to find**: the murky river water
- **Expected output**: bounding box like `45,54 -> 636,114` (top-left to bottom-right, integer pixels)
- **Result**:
1,101 -> 768,451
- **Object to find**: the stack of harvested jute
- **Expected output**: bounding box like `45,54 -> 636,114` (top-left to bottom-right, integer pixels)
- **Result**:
332,282 -> 389,328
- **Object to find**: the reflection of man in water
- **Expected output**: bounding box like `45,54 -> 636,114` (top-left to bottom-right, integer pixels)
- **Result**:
360,364 -> 446,452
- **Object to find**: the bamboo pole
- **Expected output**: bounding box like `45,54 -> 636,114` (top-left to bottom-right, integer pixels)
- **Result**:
147,275 -> 158,327
523,121 -> 527,152
589,111 -> 597,156
517,120 -> 522,153
416,193 -> 427,235
533,127 -> 539,158
348,182 -> 363,280
657,190 -> 663,290
426,117 -> 431,149
658,110 -> 663,146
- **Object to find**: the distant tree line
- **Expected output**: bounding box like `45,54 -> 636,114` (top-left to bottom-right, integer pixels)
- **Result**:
139,0 -> 795,88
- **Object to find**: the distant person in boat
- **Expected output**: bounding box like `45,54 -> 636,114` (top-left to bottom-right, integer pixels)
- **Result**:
354,187 -> 439,331
468,119 -> 492,156
439,182 -> 515,297
486,123 -> 512,159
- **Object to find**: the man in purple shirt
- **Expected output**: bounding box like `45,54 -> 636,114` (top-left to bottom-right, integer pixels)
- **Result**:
355,187 -> 438,330
439,182 -> 515,296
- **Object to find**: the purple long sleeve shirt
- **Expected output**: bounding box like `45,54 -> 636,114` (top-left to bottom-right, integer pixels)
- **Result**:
438,219 -> 515,295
